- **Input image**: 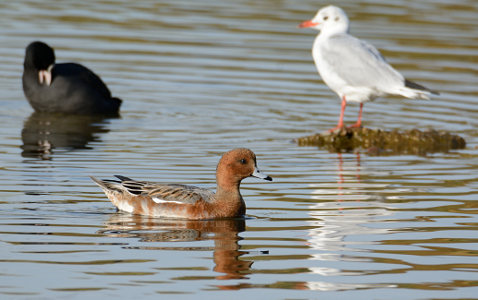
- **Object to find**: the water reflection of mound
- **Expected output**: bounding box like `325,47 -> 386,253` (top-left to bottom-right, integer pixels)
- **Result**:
21,112 -> 115,159
100,214 -> 252,280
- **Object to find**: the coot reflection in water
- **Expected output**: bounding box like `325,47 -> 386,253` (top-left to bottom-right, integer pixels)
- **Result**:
100,215 -> 253,280
21,112 -> 116,159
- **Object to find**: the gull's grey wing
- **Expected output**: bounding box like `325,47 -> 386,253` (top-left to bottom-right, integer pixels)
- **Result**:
319,34 -> 404,89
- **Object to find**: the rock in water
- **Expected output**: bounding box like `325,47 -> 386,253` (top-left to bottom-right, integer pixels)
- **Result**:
296,128 -> 466,155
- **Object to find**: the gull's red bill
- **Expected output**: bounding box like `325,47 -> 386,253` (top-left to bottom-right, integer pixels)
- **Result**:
298,20 -> 319,28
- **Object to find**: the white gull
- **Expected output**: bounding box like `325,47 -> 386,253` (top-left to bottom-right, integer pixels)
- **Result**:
299,5 -> 438,131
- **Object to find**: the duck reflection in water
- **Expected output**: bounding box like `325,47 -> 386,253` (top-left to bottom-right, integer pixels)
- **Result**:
99,214 -> 254,280
21,112 -> 115,160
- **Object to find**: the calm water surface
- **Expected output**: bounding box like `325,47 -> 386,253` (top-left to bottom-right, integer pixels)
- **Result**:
0,0 -> 477,299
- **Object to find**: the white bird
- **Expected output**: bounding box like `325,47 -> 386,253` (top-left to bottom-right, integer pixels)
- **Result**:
299,5 -> 438,131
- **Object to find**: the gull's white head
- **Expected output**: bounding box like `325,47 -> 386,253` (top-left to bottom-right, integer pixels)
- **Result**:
299,5 -> 349,35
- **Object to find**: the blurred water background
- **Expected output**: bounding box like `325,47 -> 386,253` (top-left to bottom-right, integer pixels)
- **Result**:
0,0 -> 477,299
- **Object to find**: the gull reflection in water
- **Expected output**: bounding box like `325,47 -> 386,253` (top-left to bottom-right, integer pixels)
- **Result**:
100,214 -> 253,281
305,153 -> 396,291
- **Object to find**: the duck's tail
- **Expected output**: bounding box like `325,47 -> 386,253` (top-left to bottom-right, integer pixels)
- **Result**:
90,176 -> 124,193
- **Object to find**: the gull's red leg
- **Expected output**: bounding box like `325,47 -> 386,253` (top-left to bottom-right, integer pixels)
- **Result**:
348,102 -> 363,128
329,96 -> 347,132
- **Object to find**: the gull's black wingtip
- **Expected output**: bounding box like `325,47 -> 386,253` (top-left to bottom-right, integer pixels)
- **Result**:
405,79 -> 439,95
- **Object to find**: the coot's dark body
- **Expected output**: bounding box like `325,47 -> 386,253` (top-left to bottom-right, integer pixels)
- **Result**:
22,41 -> 121,115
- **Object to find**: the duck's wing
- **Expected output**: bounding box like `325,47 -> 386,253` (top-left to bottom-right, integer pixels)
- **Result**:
113,175 -> 215,205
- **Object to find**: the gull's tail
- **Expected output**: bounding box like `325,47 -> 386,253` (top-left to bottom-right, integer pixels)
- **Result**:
398,79 -> 439,100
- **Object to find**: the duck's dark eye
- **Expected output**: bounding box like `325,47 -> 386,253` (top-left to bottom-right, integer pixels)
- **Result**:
324,16 -> 328,21
239,158 -> 247,164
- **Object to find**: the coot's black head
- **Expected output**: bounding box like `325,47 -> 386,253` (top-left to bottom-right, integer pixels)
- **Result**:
24,41 -> 55,71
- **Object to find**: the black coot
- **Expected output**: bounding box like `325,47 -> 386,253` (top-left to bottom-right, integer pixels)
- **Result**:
22,41 -> 122,115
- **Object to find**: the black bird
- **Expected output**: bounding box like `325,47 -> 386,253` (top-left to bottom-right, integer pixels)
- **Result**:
22,41 -> 122,115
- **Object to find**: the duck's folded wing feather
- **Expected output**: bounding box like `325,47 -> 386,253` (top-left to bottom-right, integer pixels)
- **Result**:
115,176 -> 214,205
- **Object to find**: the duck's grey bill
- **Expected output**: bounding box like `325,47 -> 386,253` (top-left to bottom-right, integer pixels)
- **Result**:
252,168 -> 272,181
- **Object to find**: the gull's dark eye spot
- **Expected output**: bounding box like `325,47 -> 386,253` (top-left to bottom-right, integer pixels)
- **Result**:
239,158 -> 247,164
335,16 -> 340,21
324,16 -> 329,21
